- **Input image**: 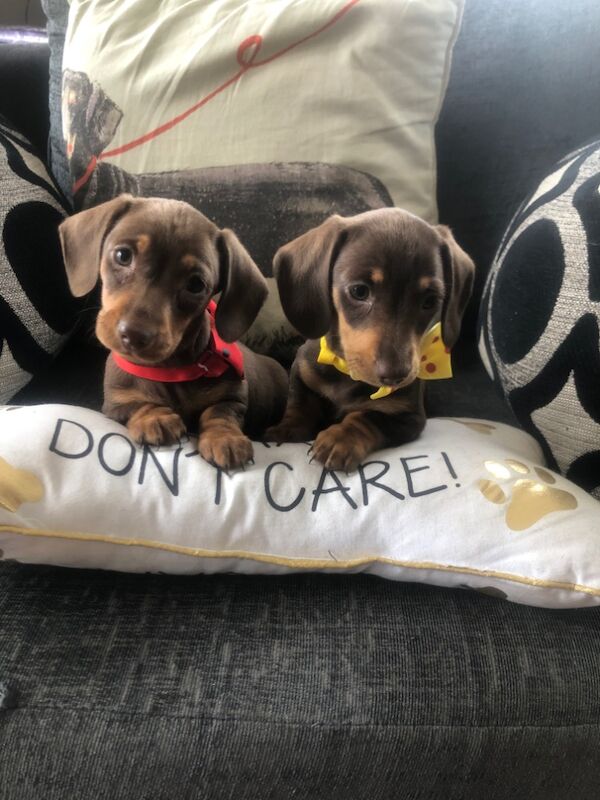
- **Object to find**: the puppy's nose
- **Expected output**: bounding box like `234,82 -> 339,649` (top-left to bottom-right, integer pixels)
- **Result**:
376,360 -> 410,387
118,320 -> 154,352
378,372 -> 408,387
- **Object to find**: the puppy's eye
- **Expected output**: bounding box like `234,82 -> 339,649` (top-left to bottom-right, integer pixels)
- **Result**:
348,283 -> 371,302
114,247 -> 133,267
421,294 -> 438,310
186,274 -> 207,294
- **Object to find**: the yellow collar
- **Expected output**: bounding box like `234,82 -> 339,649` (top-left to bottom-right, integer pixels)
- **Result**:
317,322 -> 452,400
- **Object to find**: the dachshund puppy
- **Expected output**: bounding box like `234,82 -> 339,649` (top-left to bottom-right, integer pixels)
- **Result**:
266,208 -> 475,471
59,194 -> 287,470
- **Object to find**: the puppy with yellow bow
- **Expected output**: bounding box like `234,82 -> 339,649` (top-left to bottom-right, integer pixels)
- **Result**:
266,208 -> 475,472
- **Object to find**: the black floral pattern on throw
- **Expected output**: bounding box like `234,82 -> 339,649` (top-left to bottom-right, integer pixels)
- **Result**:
479,140 -> 600,499
0,116 -> 76,402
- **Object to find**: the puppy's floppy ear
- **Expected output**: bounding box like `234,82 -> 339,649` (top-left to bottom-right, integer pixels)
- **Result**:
437,225 -> 475,348
58,194 -> 135,297
273,215 -> 348,339
215,228 -> 268,343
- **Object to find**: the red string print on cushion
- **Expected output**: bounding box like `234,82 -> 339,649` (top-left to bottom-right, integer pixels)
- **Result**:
72,0 -> 363,194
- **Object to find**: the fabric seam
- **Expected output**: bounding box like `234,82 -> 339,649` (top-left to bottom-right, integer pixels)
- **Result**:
1,523 -> 599,598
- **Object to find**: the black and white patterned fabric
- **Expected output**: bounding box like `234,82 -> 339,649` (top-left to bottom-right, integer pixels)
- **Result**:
0,116 -> 77,402
479,140 -> 600,499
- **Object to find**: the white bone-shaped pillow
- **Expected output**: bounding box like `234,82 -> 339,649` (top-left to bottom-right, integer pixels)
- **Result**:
1,404 -> 598,608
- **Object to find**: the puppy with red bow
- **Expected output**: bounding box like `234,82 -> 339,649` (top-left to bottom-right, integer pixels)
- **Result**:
59,194 -> 287,470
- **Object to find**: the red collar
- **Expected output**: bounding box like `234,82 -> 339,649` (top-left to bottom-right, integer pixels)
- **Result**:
111,301 -> 244,382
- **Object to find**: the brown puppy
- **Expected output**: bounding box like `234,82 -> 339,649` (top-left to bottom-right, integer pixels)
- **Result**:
59,194 -> 287,470
266,208 -> 475,471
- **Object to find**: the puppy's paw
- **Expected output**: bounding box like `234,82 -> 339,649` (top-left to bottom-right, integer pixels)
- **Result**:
199,429 -> 254,471
311,424 -> 373,473
265,421 -> 314,444
128,409 -> 186,447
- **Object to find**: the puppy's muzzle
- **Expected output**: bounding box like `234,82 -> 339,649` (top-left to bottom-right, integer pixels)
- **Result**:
376,364 -> 410,387
374,349 -> 418,388
117,319 -> 157,355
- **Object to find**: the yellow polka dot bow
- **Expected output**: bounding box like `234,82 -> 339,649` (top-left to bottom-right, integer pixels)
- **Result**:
317,322 -> 452,400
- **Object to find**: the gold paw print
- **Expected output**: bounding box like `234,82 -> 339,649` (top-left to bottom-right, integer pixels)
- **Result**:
0,456 -> 44,512
478,459 -> 577,531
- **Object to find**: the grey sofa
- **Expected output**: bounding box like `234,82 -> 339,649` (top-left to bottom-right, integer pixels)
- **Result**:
2,1 -> 600,798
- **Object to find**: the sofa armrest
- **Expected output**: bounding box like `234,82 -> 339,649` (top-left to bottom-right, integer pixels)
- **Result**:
0,28 -> 50,157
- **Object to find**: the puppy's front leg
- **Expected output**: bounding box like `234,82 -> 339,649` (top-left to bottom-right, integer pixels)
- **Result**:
198,402 -> 253,471
265,362 -> 329,443
105,398 -> 186,447
312,408 -> 425,473
128,405 -> 186,446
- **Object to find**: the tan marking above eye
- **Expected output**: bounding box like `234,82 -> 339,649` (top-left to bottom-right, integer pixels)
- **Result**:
370,268 -> 384,283
136,234 -> 150,253
419,276 -> 445,295
182,254 -> 200,268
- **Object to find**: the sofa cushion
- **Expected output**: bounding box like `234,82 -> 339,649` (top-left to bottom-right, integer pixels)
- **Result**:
479,140 -> 600,499
0,28 -> 51,158
0,116 -> 79,403
2,564 -> 600,799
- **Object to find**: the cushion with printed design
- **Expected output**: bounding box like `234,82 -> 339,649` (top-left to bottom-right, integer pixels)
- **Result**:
44,0 -> 464,360
1,404 -> 599,609
0,116 -> 78,403
479,140 -> 600,499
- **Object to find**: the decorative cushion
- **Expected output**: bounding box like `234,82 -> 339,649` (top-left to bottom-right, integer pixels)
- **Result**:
45,0 -> 463,357
1,404 -> 599,609
42,0 -> 72,198
0,117 -> 77,403
58,0 -> 462,217
478,140 -> 600,499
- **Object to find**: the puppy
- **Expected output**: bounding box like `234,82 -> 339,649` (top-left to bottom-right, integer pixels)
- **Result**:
266,208 -> 475,471
59,194 -> 287,470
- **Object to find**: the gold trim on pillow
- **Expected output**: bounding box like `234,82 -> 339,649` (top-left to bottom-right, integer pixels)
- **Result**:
1,524 -> 598,597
